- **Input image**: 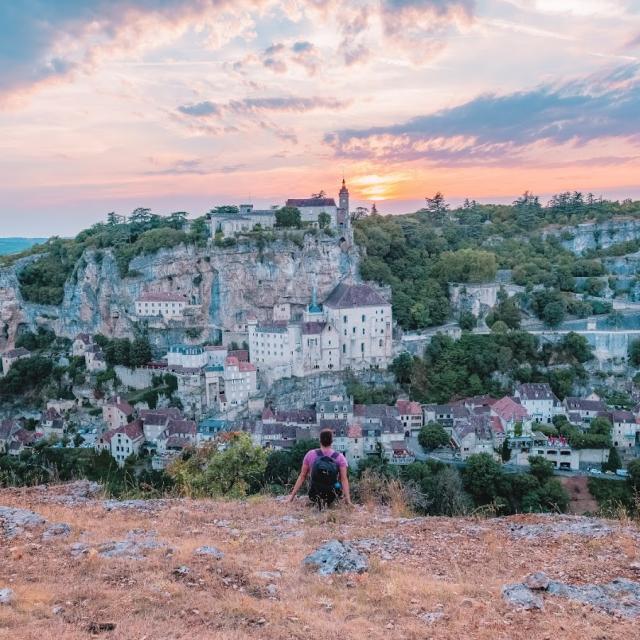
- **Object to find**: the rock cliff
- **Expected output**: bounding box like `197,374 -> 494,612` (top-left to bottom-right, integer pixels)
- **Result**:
0,235 -> 356,352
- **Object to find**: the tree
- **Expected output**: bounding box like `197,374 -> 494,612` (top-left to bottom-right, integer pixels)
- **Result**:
603,446 -> 622,473
424,192 -> 449,221
433,249 -> 497,283
628,459 -> 640,492
501,438 -> 511,462
130,337 -> 152,367
431,466 -> 471,516
459,311 -> 477,331
318,212 -> 331,229
351,206 -> 369,222
522,479 -> 569,513
418,422 -> 450,451
629,338 -> 640,366
560,332 -> 593,363
166,211 -> 188,230
390,352 -> 414,385
275,206 -> 302,228
463,453 -> 504,505
514,191 -> 542,229
543,300 -> 566,327
168,433 -> 267,498
528,455 -> 554,483
589,416 -> 612,437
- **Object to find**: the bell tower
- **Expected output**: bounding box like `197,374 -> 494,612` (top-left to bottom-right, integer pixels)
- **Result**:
339,178 -> 349,219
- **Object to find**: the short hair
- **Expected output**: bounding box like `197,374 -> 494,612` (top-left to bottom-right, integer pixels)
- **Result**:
319,429 -> 333,447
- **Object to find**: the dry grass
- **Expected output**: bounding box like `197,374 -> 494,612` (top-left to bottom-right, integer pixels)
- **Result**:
1,483 -> 639,639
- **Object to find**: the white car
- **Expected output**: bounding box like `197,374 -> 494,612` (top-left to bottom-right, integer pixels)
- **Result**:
588,468 -> 602,474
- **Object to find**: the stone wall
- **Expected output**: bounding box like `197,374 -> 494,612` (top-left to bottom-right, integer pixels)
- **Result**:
265,370 -> 396,409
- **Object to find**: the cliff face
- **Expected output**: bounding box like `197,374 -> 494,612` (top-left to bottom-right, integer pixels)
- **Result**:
545,218 -> 640,255
0,235 -> 355,351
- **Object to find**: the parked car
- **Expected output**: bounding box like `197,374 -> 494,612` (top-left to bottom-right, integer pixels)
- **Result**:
616,469 -> 629,477
588,468 -> 602,474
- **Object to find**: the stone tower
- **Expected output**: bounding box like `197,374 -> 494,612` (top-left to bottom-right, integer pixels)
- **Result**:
339,178 -> 349,219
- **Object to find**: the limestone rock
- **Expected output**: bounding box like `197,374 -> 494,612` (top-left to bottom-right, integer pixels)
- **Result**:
0,589 -> 14,605
547,578 -> 640,618
43,522 -> 71,541
194,545 -> 224,559
0,506 -> 46,538
502,584 -> 544,610
303,539 -> 368,575
524,572 -> 550,590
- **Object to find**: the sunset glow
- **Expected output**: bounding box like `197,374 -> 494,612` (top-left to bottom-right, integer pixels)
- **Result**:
0,1 -> 639,235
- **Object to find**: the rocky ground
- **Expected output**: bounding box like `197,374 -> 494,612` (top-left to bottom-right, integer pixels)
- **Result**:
1,481 -> 640,639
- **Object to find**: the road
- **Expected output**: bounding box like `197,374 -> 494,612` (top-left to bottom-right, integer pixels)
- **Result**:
405,439 -> 627,481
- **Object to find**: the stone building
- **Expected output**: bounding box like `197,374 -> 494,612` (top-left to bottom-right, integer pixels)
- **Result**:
135,292 -> 189,319
247,281 -> 393,382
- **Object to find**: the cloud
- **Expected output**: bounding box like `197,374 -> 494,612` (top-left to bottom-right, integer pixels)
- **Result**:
177,100 -> 221,116
144,157 -> 208,175
0,0 -> 258,104
325,63 -> 640,164
177,95 -> 346,118
259,40 -> 321,75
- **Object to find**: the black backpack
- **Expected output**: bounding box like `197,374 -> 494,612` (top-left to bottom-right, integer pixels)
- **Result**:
310,449 -> 340,493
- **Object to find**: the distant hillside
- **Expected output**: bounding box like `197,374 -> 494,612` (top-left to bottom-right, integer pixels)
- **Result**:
0,237 -> 47,256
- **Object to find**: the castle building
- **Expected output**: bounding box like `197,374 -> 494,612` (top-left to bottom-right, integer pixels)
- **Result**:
248,281 -> 392,382
135,292 -> 188,319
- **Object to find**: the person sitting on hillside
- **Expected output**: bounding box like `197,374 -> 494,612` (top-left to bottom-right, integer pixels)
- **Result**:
286,429 -> 352,509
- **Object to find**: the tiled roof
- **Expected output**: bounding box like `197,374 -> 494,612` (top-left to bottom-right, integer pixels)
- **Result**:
515,383 -> 558,402
275,409 -> 316,424
491,396 -> 528,422
286,198 -> 337,207
324,283 -> 389,309
228,350 -> 249,362
395,400 -> 422,416
166,419 -> 196,437
564,397 -> 607,412
3,347 -> 30,359
354,404 -> 399,419
109,420 -> 144,442
239,361 -> 256,372
75,333 -> 92,344
140,408 -> 182,426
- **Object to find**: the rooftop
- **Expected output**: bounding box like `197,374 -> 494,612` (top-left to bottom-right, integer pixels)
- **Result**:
324,282 -> 389,309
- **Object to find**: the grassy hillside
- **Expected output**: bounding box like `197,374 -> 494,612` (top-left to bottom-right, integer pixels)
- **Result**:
0,482 -> 638,639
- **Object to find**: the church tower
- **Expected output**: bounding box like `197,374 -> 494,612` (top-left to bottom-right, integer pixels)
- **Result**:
338,178 -> 349,226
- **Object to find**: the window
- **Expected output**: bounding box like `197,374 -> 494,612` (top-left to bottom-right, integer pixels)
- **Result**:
361,343 -> 364,353
343,315 -> 347,323
362,314 -> 365,322
342,345 -> 346,354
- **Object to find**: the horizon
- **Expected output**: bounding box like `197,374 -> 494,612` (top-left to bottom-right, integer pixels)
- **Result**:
1,1 -> 639,236
2,185 -> 640,238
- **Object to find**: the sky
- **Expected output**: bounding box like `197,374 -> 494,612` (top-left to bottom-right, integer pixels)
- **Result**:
0,0 -> 639,236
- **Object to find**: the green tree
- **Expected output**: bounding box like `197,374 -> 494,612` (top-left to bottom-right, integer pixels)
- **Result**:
522,479 -> 569,513
629,339 -> 640,366
390,352 -> 414,385
418,422 -> 450,451
318,212 -> 331,229
169,434 -> 267,498
528,455 -> 554,483
628,459 -> 640,492
589,416 -> 612,437
463,453 -> 504,505
501,438 -> 511,462
275,206 -> 302,228
459,311 -> 477,331
130,337 -> 152,367
543,300 -> 566,327
603,446 -> 622,473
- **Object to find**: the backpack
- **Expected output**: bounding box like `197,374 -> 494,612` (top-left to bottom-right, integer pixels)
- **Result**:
310,449 -> 340,494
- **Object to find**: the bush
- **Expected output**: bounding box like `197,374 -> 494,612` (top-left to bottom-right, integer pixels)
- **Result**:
417,422 -> 450,451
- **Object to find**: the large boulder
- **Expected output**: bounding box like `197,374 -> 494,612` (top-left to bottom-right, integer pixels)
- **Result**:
303,539 -> 368,576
